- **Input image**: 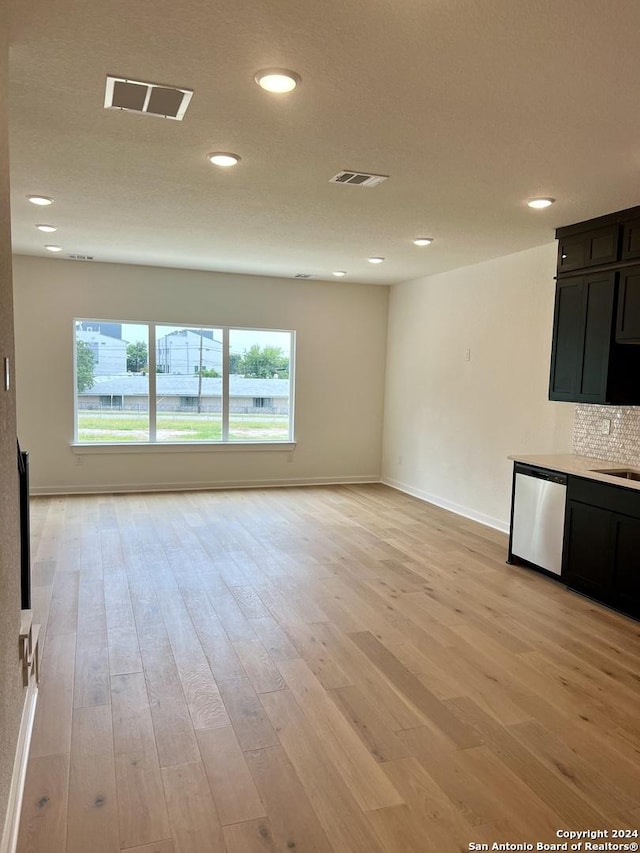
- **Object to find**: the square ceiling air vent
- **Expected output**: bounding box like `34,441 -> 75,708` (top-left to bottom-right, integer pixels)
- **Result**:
330,170 -> 388,187
104,76 -> 193,120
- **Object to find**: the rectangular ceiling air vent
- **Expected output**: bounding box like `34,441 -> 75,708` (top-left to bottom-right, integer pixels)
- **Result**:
330,170 -> 388,187
104,76 -> 193,120
294,273 -> 313,278
68,254 -> 94,261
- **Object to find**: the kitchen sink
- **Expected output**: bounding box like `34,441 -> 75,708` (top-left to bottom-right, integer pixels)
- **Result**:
591,468 -> 640,481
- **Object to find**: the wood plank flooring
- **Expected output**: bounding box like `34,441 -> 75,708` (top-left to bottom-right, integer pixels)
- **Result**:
18,484 -> 640,853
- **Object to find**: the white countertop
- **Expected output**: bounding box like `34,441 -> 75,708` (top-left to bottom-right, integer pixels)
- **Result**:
508,453 -> 640,492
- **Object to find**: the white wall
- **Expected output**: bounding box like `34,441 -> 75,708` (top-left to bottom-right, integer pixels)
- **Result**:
0,23 -> 26,844
382,243 -> 574,531
12,256 -> 389,493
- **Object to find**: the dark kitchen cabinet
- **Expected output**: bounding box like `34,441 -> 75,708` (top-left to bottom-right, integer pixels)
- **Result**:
549,279 -> 584,400
549,272 -> 620,402
611,515 -> 640,617
550,206 -> 640,404
563,477 -> 640,620
563,500 -> 613,600
557,225 -> 619,273
615,265 -> 640,342
620,217 -> 640,261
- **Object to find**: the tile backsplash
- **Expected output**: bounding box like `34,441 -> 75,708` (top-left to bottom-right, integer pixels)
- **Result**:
573,404 -> 640,465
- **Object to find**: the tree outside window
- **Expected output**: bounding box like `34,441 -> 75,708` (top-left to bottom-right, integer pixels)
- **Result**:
76,340 -> 95,391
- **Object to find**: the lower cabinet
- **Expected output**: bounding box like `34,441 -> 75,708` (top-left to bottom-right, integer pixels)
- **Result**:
611,514 -> 640,617
563,477 -> 640,620
563,501 -> 613,600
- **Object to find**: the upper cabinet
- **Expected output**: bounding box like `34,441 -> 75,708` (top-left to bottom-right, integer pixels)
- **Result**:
549,272 -> 615,403
557,225 -> 619,273
616,265 -> 640,343
620,217 -> 640,261
549,206 -> 640,404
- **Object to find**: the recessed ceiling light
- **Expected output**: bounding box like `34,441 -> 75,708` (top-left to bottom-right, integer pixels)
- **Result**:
207,152 -> 241,167
527,197 -> 555,209
254,69 -> 300,93
367,256 -> 385,264
413,237 -> 433,246
27,195 -> 54,206
332,270 -> 347,277
44,245 -> 62,252
36,224 -> 57,233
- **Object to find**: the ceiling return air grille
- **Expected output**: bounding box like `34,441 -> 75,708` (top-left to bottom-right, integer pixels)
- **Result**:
104,76 -> 193,120
330,170 -> 389,187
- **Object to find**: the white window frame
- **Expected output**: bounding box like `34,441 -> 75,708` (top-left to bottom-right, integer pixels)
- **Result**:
72,319 -> 296,450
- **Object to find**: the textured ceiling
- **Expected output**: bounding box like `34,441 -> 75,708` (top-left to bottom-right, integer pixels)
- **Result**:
8,0 -> 640,284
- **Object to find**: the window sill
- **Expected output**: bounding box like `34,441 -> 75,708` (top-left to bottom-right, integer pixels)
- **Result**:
70,441 -> 297,455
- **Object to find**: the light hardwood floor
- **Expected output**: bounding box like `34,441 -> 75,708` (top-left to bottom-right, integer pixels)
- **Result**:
17,484 -> 640,853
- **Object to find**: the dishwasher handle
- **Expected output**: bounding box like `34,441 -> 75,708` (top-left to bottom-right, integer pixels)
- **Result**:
514,463 -> 567,486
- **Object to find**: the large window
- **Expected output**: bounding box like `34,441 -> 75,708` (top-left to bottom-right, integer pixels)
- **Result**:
74,320 -> 294,444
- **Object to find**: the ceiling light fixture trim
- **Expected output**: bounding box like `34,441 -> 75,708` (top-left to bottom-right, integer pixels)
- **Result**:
27,195 -> 53,206
413,237 -> 433,246
207,152 -> 241,167
332,271 -> 347,277
36,224 -> 57,232
44,245 -> 62,252
254,68 -> 301,93
527,197 -> 555,209
367,256 -> 385,264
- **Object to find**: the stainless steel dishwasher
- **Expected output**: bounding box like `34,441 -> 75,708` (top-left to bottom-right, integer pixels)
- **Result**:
508,463 -> 567,576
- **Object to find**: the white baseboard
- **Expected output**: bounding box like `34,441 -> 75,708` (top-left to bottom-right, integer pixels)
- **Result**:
30,475 -> 381,496
0,685 -> 38,853
382,476 -> 509,534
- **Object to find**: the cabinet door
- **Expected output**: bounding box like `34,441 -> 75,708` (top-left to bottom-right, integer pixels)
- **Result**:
563,500 -> 614,600
615,266 -> 640,343
620,217 -> 640,261
576,273 -> 615,400
611,514 -> 640,619
557,226 -> 619,273
549,273 -> 615,402
549,278 -> 584,400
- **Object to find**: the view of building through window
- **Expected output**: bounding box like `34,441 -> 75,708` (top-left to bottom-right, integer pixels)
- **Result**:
155,325 -> 223,441
74,321 -> 294,443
